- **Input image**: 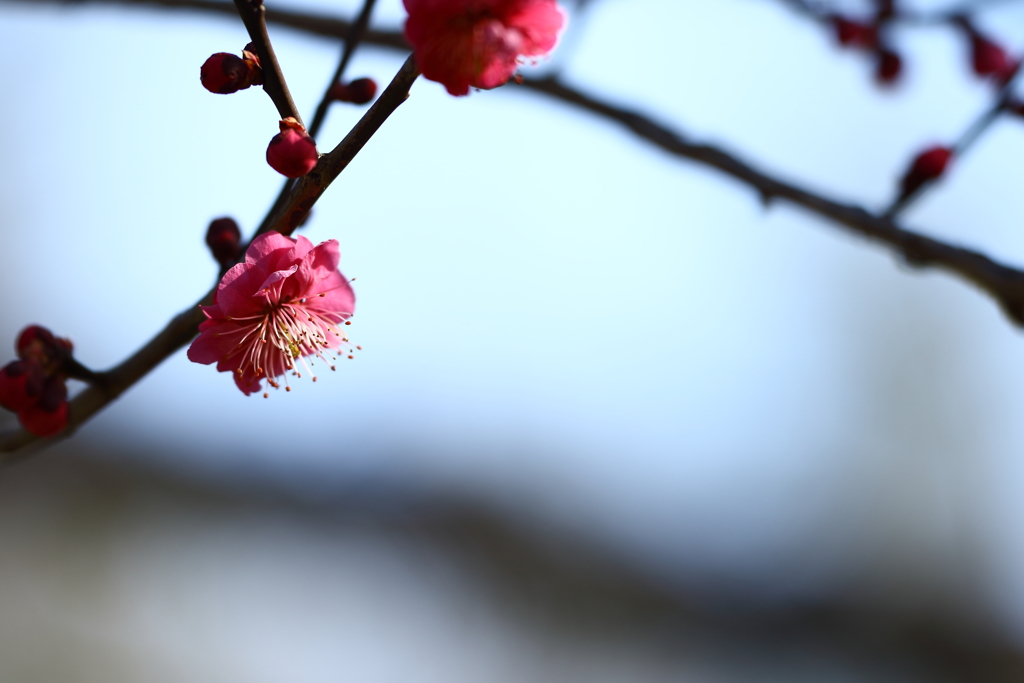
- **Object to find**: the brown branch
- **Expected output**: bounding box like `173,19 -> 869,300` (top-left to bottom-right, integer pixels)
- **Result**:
0,55 -> 420,460
777,0 -> 1024,25
0,300 -> 209,461
232,0 -> 303,125
258,55 -> 419,238
252,0 -> 379,260
520,76 -> 1024,324
307,0 -> 379,140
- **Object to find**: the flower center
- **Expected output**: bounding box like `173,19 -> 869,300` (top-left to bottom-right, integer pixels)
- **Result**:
219,291 -> 356,397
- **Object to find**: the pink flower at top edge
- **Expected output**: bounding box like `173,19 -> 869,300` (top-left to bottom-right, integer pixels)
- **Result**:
187,231 -> 356,396
404,0 -> 567,96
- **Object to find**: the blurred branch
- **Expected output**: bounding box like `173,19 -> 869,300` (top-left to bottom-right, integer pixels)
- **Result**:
777,0 -> 1024,24
0,56 -> 420,461
7,451 -> 1024,681
885,64 -> 1023,218
307,0 -> 379,139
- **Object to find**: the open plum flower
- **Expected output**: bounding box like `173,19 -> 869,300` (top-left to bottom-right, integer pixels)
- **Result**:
188,231 -> 355,396
404,0 -> 567,96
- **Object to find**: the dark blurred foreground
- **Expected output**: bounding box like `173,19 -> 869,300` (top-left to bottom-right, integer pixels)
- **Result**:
0,443 -> 1021,682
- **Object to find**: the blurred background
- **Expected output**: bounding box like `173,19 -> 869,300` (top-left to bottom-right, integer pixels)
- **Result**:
2,0 -> 1024,679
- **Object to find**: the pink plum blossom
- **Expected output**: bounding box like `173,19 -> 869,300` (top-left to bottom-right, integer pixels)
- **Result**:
187,231 -> 356,396
403,0 -> 567,96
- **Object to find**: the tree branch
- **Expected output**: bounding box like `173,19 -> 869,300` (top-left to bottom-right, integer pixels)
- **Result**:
884,64 -> 1023,218
0,54 -> 420,460
307,0 -> 379,140
232,0 -> 303,124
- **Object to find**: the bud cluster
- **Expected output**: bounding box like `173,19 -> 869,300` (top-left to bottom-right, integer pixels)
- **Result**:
828,14 -> 902,85
0,326 -> 77,437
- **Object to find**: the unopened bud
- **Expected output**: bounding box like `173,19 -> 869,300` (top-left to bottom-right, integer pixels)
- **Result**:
899,146 -> 953,198
16,325 -> 72,369
330,78 -> 378,105
201,51 -> 262,94
0,361 -> 43,413
832,16 -> 878,50
205,217 -> 242,265
971,34 -> 1012,80
19,377 -> 69,437
875,48 -> 902,84
266,118 -> 319,178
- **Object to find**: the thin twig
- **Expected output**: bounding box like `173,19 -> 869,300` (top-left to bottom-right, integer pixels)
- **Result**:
776,0 -> 1024,25
232,0 -> 304,125
522,76 -> 1024,322
0,55 -> 420,459
259,55 -> 419,238
253,0 -> 378,257
307,0 -> 379,140
884,65 -> 1023,218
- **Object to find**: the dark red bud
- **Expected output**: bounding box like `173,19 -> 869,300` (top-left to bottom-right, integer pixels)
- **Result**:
875,49 -> 902,84
832,16 -> 878,50
266,118 -> 318,178
19,398 -> 69,437
0,360 -> 43,413
205,217 -> 242,265
201,52 -> 261,94
331,78 -> 378,105
972,35 -> 1012,79
16,325 -> 55,358
900,146 -> 953,197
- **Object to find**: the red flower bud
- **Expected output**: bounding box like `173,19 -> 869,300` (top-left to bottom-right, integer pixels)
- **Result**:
19,382 -> 69,437
900,146 -> 953,198
266,118 -> 319,178
16,325 -> 55,358
16,325 -> 72,372
971,35 -> 1012,79
201,51 -> 262,94
832,16 -> 878,50
330,78 -> 378,105
875,49 -> 902,84
0,360 -> 43,412
205,217 -> 242,265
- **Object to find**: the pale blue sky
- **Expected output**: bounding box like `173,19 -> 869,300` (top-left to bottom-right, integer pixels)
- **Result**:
3,0 -> 1024,638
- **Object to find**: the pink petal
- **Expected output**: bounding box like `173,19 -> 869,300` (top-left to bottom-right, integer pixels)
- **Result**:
507,1 -> 565,55
245,231 -> 296,267
307,270 -> 356,321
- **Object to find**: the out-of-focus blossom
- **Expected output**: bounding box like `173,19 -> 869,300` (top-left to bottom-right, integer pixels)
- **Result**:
404,0 -> 567,96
